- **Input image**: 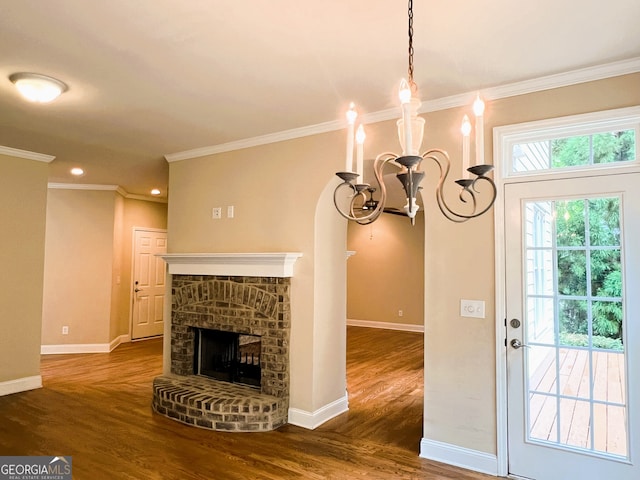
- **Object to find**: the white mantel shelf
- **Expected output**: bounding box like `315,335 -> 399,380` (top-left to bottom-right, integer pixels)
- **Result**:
158,252 -> 303,277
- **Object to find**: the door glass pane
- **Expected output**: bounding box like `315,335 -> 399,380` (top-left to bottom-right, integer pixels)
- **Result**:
589,197 -> 621,246
591,250 -> 621,296
523,196 -> 628,459
525,201 -> 553,248
557,250 -> 587,296
559,299 -> 588,344
526,297 -> 554,344
559,398 -> 592,448
555,199 -> 586,247
529,393 -> 558,443
558,348 -> 590,400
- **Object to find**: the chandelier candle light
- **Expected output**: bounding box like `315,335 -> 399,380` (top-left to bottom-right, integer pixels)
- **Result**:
334,0 -> 496,225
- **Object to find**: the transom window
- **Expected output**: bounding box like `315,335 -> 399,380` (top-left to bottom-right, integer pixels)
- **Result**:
513,130 -> 635,173
497,107 -> 640,178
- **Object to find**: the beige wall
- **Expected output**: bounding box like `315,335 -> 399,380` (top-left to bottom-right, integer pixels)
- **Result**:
347,212 -> 424,326
0,155 -> 48,384
42,189 -> 168,346
42,189 -> 117,345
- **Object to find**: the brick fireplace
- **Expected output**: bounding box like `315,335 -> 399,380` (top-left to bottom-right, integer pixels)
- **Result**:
152,253 -> 301,432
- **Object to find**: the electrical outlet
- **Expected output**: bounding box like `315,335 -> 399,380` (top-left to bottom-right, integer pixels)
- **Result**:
460,299 -> 485,318
62,326 -> 69,335
212,207 -> 222,219
398,310 -> 403,317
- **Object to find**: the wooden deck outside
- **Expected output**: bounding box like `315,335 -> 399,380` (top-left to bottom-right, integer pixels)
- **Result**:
528,347 -> 627,457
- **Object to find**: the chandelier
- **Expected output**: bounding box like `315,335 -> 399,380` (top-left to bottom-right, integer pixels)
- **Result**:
333,0 -> 496,225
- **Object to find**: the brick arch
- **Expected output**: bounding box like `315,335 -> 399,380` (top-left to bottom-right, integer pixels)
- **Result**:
173,278 -> 279,319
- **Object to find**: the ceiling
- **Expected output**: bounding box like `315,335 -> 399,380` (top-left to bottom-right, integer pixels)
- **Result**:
1,0 -> 639,200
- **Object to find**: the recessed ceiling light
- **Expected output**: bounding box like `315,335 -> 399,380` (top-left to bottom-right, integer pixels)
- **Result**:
70,167 -> 84,176
9,72 -> 68,103
150,188 -> 161,196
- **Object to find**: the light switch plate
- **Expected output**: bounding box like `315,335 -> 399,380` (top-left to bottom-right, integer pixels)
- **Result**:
460,299 -> 485,318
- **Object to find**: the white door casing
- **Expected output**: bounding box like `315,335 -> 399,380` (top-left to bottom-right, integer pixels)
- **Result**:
131,228 -> 167,340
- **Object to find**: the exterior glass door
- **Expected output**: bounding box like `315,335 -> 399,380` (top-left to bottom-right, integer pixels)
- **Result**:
505,174 -> 639,479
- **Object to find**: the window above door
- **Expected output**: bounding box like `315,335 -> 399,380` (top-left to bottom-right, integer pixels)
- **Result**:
495,106 -> 640,181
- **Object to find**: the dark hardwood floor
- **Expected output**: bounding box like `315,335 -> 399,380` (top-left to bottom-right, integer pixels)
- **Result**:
0,327 -> 498,479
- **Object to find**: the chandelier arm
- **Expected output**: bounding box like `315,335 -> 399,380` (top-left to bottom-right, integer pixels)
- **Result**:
332,152 -> 399,224
343,152 -> 403,225
465,176 -> 498,218
440,175 -> 498,220
333,181 -> 360,222
352,152 -> 400,224
349,190 -> 368,218
421,149 -> 496,223
422,150 -> 472,223
334,184 -> 381,224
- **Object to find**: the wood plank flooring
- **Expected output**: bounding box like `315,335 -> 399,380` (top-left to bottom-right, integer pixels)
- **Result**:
0,327 -> 499,479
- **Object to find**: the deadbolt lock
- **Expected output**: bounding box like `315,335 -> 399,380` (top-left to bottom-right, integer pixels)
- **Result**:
510,318 -> 521,328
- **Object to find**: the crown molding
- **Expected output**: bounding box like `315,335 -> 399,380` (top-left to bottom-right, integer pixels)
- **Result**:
124,193 -> 168,203
165,57 -> 640,163
164,119 -> 341,162
47,183 -> 168,203
48,183 -> 120,191
0,145 -> 55,163
478,56 -> 640,103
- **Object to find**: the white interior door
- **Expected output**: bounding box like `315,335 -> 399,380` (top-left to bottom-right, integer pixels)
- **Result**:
505,173 -> 639,479
132,229 -> 167,340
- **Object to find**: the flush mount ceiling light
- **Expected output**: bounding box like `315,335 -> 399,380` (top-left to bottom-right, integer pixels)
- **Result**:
150,188 -> 161,196
9,72 -> 68,103
333,0 -> 496,225
70,167 -> 84,176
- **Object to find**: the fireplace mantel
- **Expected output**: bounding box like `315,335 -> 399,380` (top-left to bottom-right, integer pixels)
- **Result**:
158,252 -> 302,277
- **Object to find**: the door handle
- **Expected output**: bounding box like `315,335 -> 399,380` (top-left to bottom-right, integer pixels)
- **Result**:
510,338 -> 530,349
134,288 -> 143,293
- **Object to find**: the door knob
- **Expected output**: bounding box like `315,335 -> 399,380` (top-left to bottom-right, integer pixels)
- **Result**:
510,338 -> 529,349
135,288 -> 142,293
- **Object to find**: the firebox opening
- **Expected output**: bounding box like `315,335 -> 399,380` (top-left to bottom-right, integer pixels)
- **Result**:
193,328 -> 261,388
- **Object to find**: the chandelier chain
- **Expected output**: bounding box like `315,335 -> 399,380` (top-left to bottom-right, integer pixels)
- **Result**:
407,0 -> 416,92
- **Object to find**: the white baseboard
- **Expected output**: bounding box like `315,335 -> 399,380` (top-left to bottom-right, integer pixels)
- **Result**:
0,375 -> 42,396
288,394 -> 349,430
41,334 -> 131,355
420,438 -> 498,476
110,334 -> 130,351
347,318 -> 424,333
